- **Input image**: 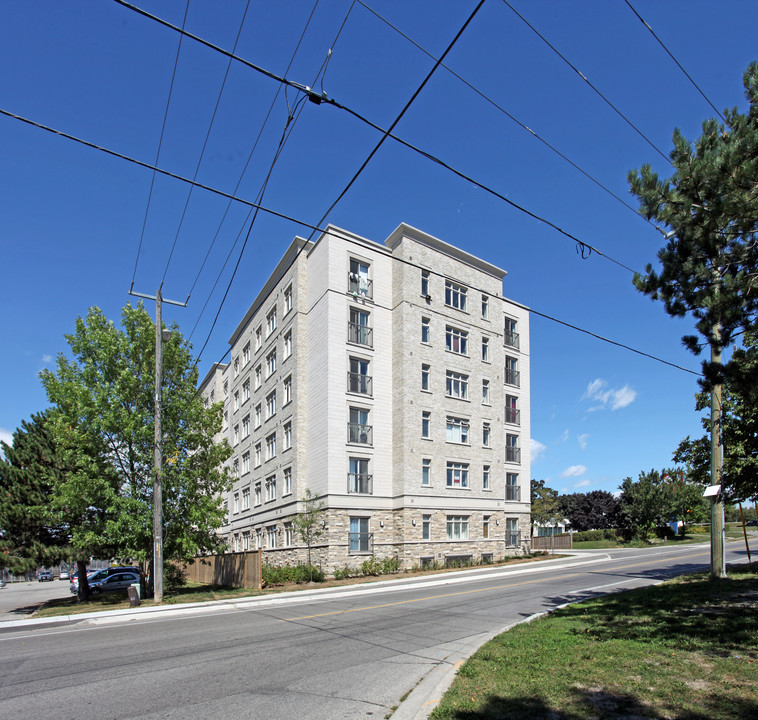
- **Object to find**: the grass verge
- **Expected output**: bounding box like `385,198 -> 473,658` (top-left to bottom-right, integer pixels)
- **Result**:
430,563 -> 758,720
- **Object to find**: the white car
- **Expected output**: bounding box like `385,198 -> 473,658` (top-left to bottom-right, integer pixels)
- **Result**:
59,571 -> 70,581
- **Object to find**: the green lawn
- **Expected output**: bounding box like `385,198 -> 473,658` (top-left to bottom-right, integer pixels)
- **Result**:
429,564 -> 758,720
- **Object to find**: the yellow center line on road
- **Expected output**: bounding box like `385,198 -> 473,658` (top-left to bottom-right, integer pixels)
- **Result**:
280,549 -> 711,622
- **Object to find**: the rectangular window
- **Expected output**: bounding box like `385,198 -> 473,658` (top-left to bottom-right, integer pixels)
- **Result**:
233,357 -> 240,377
348,357 -> 371,395
421,410 -> 431,439
446,461 -> 469,488
242,451 -> 250,475
446,515 -> 469,540
506,434 -> 520,463
481,295 -> 489,319
446,326 -> 468,355
255,443 -> 262,467
233,390 -> 239,412
254,481 -> 262,506
266,308 -> 277,337
349,517 -> 371,554
242,414 -> 250,438
348,457 -> 371,494
266,391 -> 276,419
255,364 -> 262,390
243,342 -> 250,366
483,515 -> 490,538
348,407 -> 371,444
242,379 -> 250,403
422,513 -> 431,540
283,375 -> 292,405
266,350 -> 277,377
482,379 -> 490,405
505,518 -> 519,546
283,467 -> 292,495
266,433 -> 276,461
483,465 -> 491,490
284,330 -> 292,359
283,421 -> 292,450
446,416 -> 469,444
223,380 -> 228,398
445,370 -> 468,399
255,403 -> 262,428
284,522 -> 294,546
483,422 -> 491,447
505,356 -> 520,387
506,473 -> 520,501
445,280 -> 467,311
233,424 -> 239,445
242,530 -> 250,551
284,285 -> 293,314
267,525 -> 277,548
255,326 -> 262,351
265,475 -> 276,502
504,318 -> 519,349
421,363 -> 430,391
482,336 -> 490,362
422,458 -> 431,486
233,492 -> 239,514
421,317 -> 430,344
242,486 -> 250,510
506,395 -> 519,425
348,308 -> 372,347
348,258 -> 372,298
421,269 -> 430,297
232,458 -> 239,477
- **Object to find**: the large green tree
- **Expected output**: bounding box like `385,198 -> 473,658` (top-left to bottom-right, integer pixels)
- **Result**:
530,479 -> 559,535
558,490 -> 619,532
40,303 -> 233,575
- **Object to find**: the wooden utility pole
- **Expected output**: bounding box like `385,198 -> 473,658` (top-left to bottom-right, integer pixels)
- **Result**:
710,327 -> 727,579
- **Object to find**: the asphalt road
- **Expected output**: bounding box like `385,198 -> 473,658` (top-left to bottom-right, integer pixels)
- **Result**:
0,541 -> 753,720
0,579 -> 72,618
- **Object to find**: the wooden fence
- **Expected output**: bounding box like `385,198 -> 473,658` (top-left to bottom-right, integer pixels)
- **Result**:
182,550 -> 262,590
531,534 -> 573,551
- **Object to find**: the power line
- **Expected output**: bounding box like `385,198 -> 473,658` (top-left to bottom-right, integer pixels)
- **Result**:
622,0 -> 726,123
500,0 -> 670,164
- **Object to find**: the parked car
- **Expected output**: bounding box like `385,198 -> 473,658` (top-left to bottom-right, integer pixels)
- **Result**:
38,570 -> 54,582
59,571 -> 70,580
0,577 -> 6,589
746,519 -> 757,527
88,571 -> 141,595
70,567 -> 140,593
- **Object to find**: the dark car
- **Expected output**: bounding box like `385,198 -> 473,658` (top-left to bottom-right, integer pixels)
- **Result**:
88,571 -> 141,595
746,519 -> 758,527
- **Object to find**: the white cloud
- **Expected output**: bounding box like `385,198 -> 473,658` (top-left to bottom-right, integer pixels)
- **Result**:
560,464 -> 587,478
561,428 -> 569,442
42,354 -> 52,364
531,438 -> 547,463
583,378 -> 637,411
578,433 -> 590,449
574,479 -> 591,488
0,427 -> 12,457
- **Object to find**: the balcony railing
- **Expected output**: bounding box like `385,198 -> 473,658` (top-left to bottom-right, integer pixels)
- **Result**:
505,368 -> 520,387
348,532 -> 373,554
505,484 -> 521,501
347,423 -> 373,445
505,530 -> 521,547
347,372 -> 372,395
348,322 -> 373,347
347,473 -> 373,494
348,274 -> 373,300
505,407 -> 520,425
504,330 -> 520,349
505,446 -> 521,464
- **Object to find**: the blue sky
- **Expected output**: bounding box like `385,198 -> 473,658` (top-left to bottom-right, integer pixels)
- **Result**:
1,1 -> 756,495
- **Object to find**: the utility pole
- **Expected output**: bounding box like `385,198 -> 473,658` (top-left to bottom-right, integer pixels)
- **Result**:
710,323 -> 727,579
129,285 -> 186,602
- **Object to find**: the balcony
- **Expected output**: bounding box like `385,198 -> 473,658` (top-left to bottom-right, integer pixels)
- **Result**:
505,407 -> 520,425
505,530 -> 521,547
347,372 -> 372,396
505,368 -> 520,387
347,473 -> 373,494
348,273 -> 373,300
505,446 -> 521,464
348,322 -> 373,348
347,423 -> 373,445
504,330 -> 520,350
505,484 -> 521,501
348,532 -> 373,554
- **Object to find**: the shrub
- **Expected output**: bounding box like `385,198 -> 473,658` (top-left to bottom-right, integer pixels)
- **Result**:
333,565 -> 355,580
263,563 -> 324,585
165,563 -> 187,591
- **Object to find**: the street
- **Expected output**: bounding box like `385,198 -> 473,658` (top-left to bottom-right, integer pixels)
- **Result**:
0,578 -> 71,619
0,542 -> 754,720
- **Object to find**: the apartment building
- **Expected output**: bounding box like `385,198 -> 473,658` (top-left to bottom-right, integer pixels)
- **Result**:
199,223 -> 530,572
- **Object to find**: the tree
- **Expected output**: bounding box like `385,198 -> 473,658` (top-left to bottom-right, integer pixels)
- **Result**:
40,304 -> 233,580
618,470 -> 670,541
292,488 -> 325,581
559,490 -> 619,532
530,479 -> 559,535
627,62 -> 758,575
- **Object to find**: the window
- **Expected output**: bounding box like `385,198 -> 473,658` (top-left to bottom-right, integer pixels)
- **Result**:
242,530 -> 250,551
505,356 -> 519,386
267,525 -> 277,548
445,280 -> 467,311
482,379 -> 490,405
266,350 -> 277,377
506,395 -> 519,424
349,517 -> 371,553
348,357 -> 371,395
348,307 -> 372,347
265,475 -> 276,502
233,492 -> 239,514
446,416 -> 469,444
283,467 -> 292,495
283,421 -> 292,450
255,326 -> 262,351
232,458 -> 239,477
482,336 -> 490,362
506,473 -> 520,501
483,465 -> 491,490
254,482 -> 262,506
283,375 -> 292,405
446,515 -> 469,540
483,422 -> 491,447
255,443 -> 262,467
242,414 -> 250,438
242,451 -> 250,475
266,391 -> 276,419
446,326 -> 468,355
421,269 -> 430,297
348,457 -> 371,494
255,403 -> 261,428
233,390 -> 239,412
255,364 -> 262,390
223,380 -> 228,398
243,342 -> 250,366
348,407 -> 371,444
422,513 -> 431,540
446,461 -> 469,488
421,410 -> 431,439
242,379 -> 250,403
233,356 -> 240,377
421,363 -> 430,391
266,307 -> 277,337
242,486 -> 250,510
422,458 -> 431,486
266,433 -> 276,461
483,515 -> 490,538
348,258 -> 372,298
504,318 -> 519,349
233,424 -> 239,445
481,295 -> 489,319
421,317 -> 430,343
505,517 -> 519,546
223,409 -> 228,429
284,522 -> 294,547
284,330 -> 292,359
506,434 -> 520,463
446,370 -> 468,399
223,499 -> 228,519
284,285 -> 293,314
